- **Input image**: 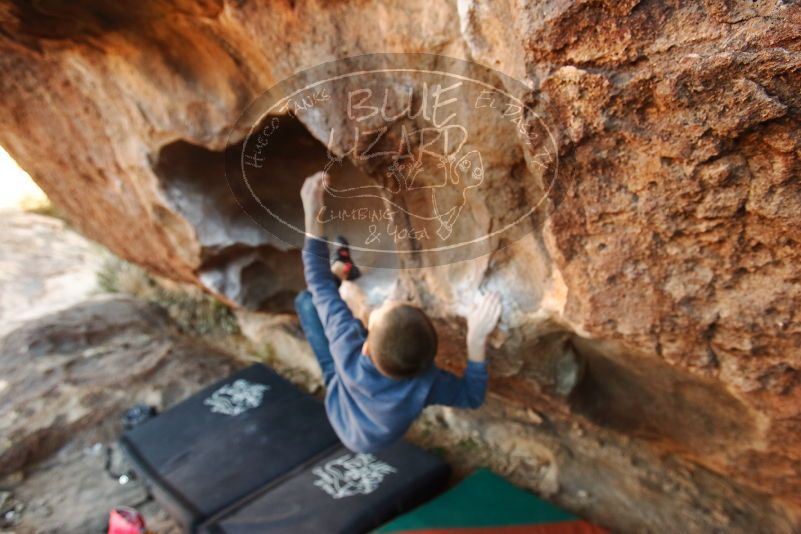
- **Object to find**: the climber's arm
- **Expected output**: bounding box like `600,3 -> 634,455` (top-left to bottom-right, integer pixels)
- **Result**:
426,362 -> 488,408
426,292 -> 501,409
300,173 -> 360,345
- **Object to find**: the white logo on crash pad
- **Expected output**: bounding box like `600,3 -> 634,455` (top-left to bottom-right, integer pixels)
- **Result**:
203,379 -> 270,416
312,453 -> 397,499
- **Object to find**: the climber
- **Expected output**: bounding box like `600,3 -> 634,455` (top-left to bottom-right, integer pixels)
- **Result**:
294,171 -> 502,453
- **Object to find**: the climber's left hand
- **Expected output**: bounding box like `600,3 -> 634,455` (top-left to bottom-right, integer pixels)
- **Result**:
300,171 -> 328,237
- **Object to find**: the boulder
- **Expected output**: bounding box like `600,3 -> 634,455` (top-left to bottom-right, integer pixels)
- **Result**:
0,294 -> 241,532
1,1 -> 800,531
0,210 -> 105,337
0,294 -> 238,478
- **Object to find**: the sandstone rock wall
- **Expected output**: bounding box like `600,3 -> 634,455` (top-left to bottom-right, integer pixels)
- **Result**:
1,1 -> 799,532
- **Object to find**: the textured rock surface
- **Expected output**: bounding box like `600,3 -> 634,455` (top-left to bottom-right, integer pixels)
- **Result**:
0,294 -> 239,532
0,295 -> 238,477
0,210 -> 105,337
3,443 -> 181,534
1,1 -> 800,531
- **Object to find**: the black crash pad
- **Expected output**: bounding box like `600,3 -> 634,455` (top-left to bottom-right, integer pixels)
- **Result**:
199,441 -> 450,534
119,363 -> 340,532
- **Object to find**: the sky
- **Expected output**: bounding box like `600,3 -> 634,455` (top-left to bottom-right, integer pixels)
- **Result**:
0,145 -> 48,210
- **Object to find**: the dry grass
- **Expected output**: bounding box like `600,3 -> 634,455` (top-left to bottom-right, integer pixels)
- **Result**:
96,256 -> 240,338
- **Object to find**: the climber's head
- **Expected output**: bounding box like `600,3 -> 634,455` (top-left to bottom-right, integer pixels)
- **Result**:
363,300 -> 438,379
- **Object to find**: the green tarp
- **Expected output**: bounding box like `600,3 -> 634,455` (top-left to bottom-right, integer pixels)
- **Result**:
375,468 -> 607,534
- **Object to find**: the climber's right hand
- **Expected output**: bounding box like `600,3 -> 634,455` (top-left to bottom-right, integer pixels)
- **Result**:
466,291 -> 502,362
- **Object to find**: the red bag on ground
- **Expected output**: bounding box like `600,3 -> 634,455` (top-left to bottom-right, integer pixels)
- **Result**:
108,507 -> 146,534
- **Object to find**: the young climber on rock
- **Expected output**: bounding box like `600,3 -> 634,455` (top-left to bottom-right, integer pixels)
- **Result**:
294,171 -> 502,453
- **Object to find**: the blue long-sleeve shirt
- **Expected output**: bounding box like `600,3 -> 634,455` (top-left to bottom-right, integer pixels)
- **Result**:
302,237 -> 488,453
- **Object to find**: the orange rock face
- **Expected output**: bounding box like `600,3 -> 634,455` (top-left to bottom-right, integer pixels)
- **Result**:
1,1 -> 800,531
